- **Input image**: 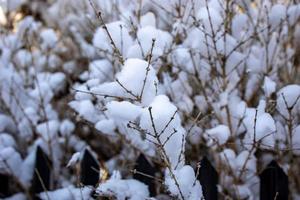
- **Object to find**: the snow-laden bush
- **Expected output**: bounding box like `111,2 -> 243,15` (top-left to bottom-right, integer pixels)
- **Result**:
0,0 -> 300,199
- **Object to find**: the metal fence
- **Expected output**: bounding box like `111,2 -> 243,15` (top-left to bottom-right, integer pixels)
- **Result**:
0,146 -> 289,200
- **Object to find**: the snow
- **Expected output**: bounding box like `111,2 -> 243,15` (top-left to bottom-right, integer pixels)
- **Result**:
243,101 -> 276,148
269,4 -> 286,27
205,125 -> 230,146
33,72 -> 66,95
141,12 -> 156,27
1,0 -> 300,199
91,58 -> 158,105
24,106 -> 39,124
236,101 -> 247,119
97,171 -> 150,200
219,92 -> 229,107
197,7 -> 222,33
276,85 -> 300,118
165,165 -> 203,200
48,72 -> 66,93
194,95 -> 209,113
17,119 -> 34,139
36,120 -> 60,141
171,48 -> 193,73
74,85 -> 92,100
95,119 -> 116,135
292,125 -> 300,155
47,54 -> 62,69
3,193 -> 26,200
39,186 -> 92,200
255,113 -> 276,146
30,81 -> 54,106
89,59 -> 113,81
220,148 -> 236,168
263,76 -> 276,97
69,100 -> 100,123
235,151 -> 256,174
106,101 -> 142,121
232,13 -> 248,39
89,60 -> 163,154
19,149 -> 36,185
13,50 -> 32,68
93,21 -> 133,56
63,61 -> 76,74
216,34 -> 239,57
5,0 -> 24,12
134,26 -> 172,57
0,133 -> 16,150
0,115 -> 16,133
67,152 -> 81,167
40,29 -> 58,50
167,72 -> 194,113
85,79 -> 101,91
140,95 -> 185,168
0,147 -> 23,176
236,184 -> 251,199
60,119 -> 75,136
287,5 -> 300,25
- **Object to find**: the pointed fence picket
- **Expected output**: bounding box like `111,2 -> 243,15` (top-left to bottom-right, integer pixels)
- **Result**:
133,153 -> 158,196
80,148 -> 100,186
31,145 -> 51,198
0,173 -> 9,198
198,156 -> 218,200
260,160 -> 289,200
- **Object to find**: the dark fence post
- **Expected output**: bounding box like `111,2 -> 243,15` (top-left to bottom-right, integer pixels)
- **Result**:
0,174 -> 9,198
31,146 -> 51,197
133,154 -> 157,196
260,160 -> 289,200
80,149 -> 99,186
198,156 -> 218,200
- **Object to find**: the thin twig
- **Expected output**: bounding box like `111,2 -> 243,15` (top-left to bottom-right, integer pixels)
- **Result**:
140,39 -> 156,101
88,0 -> 124,65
